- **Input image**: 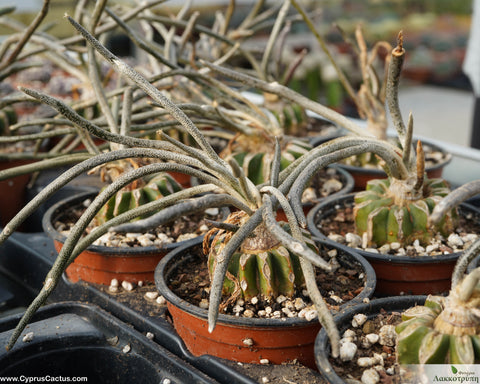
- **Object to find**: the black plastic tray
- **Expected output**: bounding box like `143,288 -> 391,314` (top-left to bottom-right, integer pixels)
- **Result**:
0,231 -> 262,383
0,301 -> 218,383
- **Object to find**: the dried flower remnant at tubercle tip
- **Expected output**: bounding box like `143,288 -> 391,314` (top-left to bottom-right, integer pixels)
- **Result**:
394,31 -> 404,55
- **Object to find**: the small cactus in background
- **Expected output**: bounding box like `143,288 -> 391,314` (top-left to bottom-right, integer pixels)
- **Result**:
204,211 -> 316,302
94,171 -> 182,225
222,135 -> 311,185
353,144 -> 457,247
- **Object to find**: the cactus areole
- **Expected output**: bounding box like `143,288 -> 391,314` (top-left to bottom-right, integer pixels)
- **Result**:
204,211 -> 309,302
353,142 -> 457,247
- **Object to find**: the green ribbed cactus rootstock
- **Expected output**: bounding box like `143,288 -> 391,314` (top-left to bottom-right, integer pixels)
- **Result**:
354,176 -> 457,247
223,135 -> 311,186
204,211 -> 317,301
94,173 -> 182,225
396,293 -> 480,364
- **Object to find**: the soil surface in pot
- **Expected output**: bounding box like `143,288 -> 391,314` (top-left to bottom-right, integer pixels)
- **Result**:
54,197 -> 225,247
331,308 -> 404,383
168,242 -> 366,320
317,202 -> 480,257
305,167 -> 346,203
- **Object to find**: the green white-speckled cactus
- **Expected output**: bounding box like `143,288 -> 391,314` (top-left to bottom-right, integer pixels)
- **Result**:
204,210 -> 315,301
396,259 -> 480,364
94,172 -> 182,225
353,151 -> 457,247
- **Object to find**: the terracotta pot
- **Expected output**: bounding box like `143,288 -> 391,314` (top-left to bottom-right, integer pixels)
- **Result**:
307,194 -> 480,296
0,158 -> 35,230
167,171 -> 192,188
154,236 -> 376,369
42,191 -> 226,285
315,295 -> 427,384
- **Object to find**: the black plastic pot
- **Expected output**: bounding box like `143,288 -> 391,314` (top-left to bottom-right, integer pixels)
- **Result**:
307,193 -> 480,296
154,236 -> 376,369
315,295 -> 427,384
0,302 -> 217,383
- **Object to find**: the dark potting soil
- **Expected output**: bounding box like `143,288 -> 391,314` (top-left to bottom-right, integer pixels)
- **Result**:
329,310 -> 404,383
54,198 -> 225,247
168,242 -> 366,319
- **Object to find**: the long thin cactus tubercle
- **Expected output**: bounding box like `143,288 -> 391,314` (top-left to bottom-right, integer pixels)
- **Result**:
451,238 -> 480,289
430,179 -> 480,225
261,193 -> 339,356
66,15 -> 224,167
110,193 -> 238,233
6,162 -> 226,349
201,60 -> 368,137
261,192 -> 331,271
386,31 -> 407,150
208,209 -> 264,332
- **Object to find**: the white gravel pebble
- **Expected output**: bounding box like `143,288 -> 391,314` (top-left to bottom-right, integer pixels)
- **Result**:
361,368 -> 380,384
22,332 -> 34,343
378,325 -> 397,346
346,233 -> 362,248
144,291 -> 159,300
121,281 -> 135,291
352,314 -> 368,327
340,341 -> 357,362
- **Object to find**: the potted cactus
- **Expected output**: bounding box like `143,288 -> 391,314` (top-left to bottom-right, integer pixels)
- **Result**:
205,28 -> 477,296
0,14 -> 407,365
301,36 -> 480,296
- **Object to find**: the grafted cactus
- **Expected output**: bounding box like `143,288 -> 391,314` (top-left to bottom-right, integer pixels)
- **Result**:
396,266 -> 480,364
204,210 -> 315,302
222,135 -> 311,185
94,172 -> 182,225
353,157 -> 457,247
